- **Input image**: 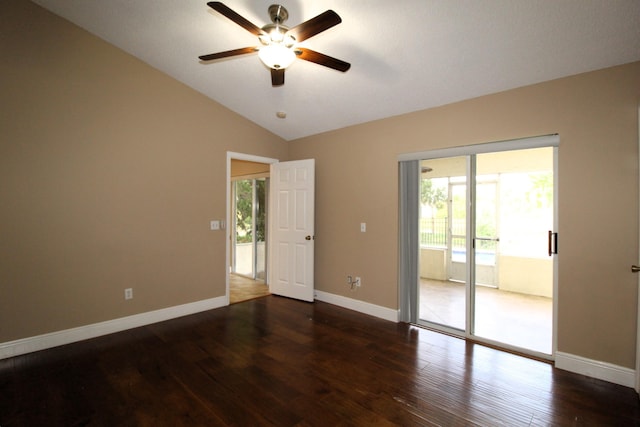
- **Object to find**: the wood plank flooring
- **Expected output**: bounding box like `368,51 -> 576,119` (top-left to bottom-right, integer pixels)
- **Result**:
1,296 -> 639,426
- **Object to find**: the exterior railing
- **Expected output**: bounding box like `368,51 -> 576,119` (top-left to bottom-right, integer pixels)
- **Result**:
420,217 -> 449,248
420,217 -> 497,252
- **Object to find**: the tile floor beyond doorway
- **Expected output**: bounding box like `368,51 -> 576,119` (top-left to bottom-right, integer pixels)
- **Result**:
230,274 -> 270,304
420,279 -> 552,354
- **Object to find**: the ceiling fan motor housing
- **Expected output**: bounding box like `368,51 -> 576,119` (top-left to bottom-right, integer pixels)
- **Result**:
268,4 -> 288,24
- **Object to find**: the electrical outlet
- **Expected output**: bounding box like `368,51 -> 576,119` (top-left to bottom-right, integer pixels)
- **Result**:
347,275 -> 361,289
124,288 -> 133,300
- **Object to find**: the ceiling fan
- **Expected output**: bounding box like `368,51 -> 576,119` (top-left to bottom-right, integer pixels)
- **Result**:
199,2 -> 351,86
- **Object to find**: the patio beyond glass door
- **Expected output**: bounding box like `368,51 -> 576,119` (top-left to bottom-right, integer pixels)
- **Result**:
473,150 -> 554,354
448,182 -> 467,284
474,180 -> 499,287
420,157 -> 467,331
232,178 -> 267,280
418,147 -> 555,357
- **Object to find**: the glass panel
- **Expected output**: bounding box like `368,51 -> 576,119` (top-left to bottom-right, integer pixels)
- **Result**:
474,181 -> 498,287
473,148 -> 554,354
418,157 -> 466,331
255,178 -> 267,280
449,183 -> 467,280
234,180 -> 254,277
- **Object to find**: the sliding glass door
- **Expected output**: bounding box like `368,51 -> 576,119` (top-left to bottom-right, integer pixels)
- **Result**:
416,145 -> 556,357
473,150 -> 554,354
232,178 -> 267,280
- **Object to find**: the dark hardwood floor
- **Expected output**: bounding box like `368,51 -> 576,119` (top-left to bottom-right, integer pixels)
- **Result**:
1,296 -> 639,426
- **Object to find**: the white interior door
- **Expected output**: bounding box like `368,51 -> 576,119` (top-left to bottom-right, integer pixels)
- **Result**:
269,159 -> 315,302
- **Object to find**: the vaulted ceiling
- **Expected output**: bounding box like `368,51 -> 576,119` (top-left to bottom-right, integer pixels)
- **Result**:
32,0 -> 640,141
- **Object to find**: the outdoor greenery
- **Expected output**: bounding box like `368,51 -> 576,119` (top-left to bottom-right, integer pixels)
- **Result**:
235,179 -> 266,244
420,178 -> 447,213
527,172 -> 553,208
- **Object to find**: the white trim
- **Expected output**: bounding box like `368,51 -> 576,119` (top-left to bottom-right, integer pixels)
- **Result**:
636,103 -> 640,393
556,351 -> 636,388
397,134 -> 559,162
226,152 -> 279,164
314,290 -> 399,323
0,296 -> 226,360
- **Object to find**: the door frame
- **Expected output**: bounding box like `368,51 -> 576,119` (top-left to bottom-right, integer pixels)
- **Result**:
635,104 -> 640,393
226,152 -> 279,305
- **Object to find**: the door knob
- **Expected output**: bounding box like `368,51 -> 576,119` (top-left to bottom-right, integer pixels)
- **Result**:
305,235 -> 311,240
632,265 -> 640,273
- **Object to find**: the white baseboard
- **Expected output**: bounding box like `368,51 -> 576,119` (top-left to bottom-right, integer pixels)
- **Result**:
555,351 -> 636,388
314,290 -> 399,322
0,296 -> 227,360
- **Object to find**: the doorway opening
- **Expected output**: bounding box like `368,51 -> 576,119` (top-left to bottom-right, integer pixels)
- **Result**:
231,176 -> 267,280
400,136 -> 558,360
227,154 -> 278,304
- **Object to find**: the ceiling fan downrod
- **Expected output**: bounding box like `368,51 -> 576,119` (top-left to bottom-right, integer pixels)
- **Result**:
268,4 -> 288,24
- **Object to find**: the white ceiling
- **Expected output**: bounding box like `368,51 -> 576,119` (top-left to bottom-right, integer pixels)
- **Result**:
31,0 -> 640,141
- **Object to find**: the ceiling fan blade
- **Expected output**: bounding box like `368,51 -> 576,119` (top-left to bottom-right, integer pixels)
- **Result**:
199,47 -> 257,61
271,68 -> 285,86
207,2 -> 263,36
295,48 -> 351,72
288,10 -> 341,42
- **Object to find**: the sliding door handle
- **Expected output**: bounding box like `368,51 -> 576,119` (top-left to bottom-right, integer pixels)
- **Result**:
548,231 -> 558,256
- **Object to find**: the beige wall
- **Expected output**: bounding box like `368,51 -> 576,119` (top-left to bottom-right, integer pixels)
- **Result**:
289,62 -> 640,369
0,0 -> 287,342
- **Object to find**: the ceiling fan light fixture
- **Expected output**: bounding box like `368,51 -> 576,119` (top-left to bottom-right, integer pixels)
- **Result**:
259,24 -> 284,44
259,44 -> 296,69
269,27 -> 284,43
